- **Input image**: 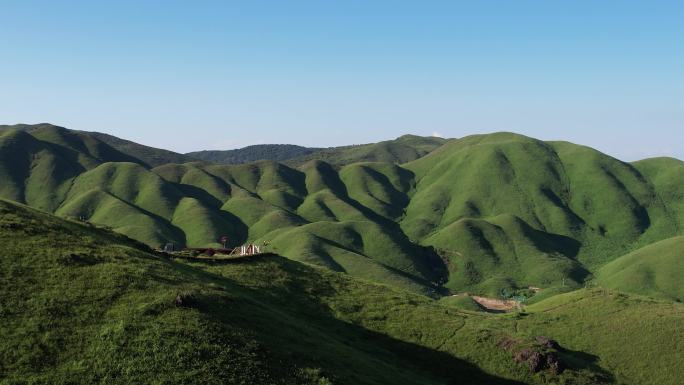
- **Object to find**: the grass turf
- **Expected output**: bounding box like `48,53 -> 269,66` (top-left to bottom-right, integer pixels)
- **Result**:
2,125 -> 684,301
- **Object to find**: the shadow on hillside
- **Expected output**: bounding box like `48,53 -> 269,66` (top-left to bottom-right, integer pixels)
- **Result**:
170,182 -> 250,245
558,346 -> 615,383
164,255 -> 525,385
174,183 -> 225,208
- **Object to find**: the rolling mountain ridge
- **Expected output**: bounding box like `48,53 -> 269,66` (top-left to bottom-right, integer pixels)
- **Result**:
2,123 -> 684,384
1,123 -> 682,299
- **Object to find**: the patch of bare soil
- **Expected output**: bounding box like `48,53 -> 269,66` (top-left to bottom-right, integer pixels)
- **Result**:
471,295 -> 519,312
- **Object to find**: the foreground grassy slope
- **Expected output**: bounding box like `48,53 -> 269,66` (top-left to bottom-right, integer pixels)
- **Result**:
4,199 -> 684,384
0,199 -> 469,384
0,199 -> 302,384
0,199 -> 664,384
518,289 -> 684,385
0,200 -> 526,384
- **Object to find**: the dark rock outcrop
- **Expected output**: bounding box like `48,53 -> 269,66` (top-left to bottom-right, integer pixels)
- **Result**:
499,336 -> 566,375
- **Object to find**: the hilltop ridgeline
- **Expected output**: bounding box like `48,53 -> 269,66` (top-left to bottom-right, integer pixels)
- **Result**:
1,123 -> 684,299
186,134 -> 447,166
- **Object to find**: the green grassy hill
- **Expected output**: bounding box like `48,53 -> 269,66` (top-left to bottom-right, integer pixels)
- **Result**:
86,130 -> 194,166
4,198 -> 683,384
1,125 -> 684,301
400,132 -> 682,294
0,123 -> 194,167
596,236 -> 684,301
186,135 -> 446,166
287,134 -> 448,167
0,126 -> 127,212
632,157 -> 684,230
188,144 -> 321,164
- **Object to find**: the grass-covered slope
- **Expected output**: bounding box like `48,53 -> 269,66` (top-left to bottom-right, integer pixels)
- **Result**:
187,135 -> 446,167
0,124 -> 152,165
6,201 -> 672,384
0,200 -> 531,384
518,289 -> 684,385
0,123 -> 193,167
3,199 -> 684,384
0,128 -> 80,212
23,156 -> 435,294
55,162 -> 248,250
0,124 -> 185,213
632,157 -> 684,231
86,130 -> 193,167
287,134 -> 447,167
596,236 -> 684,301
423,214 -> 589,295
0,199 -> 301,384
2,125 -> 684,300
154,161 -> 443,293
400,132 -> 682,294
263,220 -> 444,293
0,127 -> 116,212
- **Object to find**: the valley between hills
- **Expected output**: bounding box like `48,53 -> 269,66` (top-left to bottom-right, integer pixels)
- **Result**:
1,123 -> 683,384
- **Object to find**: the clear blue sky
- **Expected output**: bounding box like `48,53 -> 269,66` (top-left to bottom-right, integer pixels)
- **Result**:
1,1 -> 682,160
